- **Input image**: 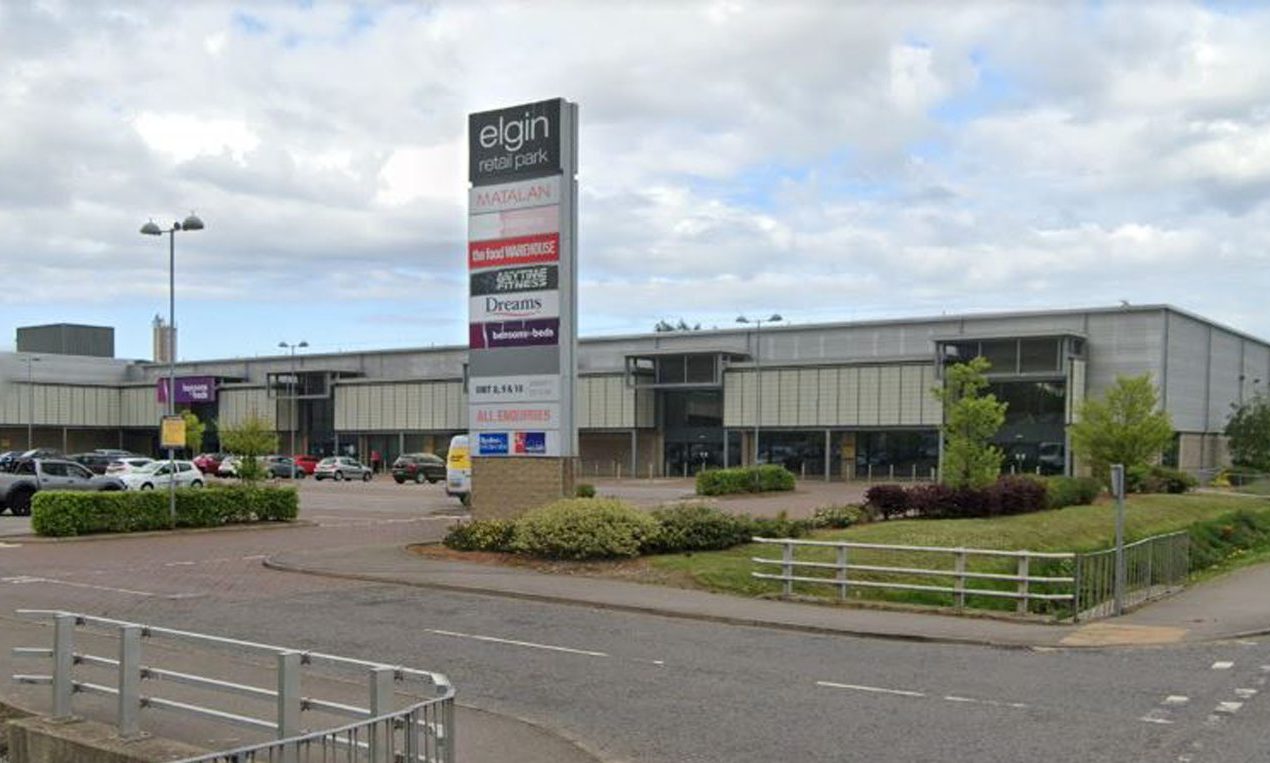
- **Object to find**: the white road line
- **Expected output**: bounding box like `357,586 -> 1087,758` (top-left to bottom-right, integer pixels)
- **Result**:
0,542 -> 21,548
1212,661 -> 1234,670
943,695 -> 1028,709
1234,688 -> 1258,699
1215,701 -> 1243,714
163,561 -> 196,567
1140,715 -> 1174,725
425,628 -> 609,658
817,681 -> 925,698
1164,695 -> 1190,705
1,575 -> 201,600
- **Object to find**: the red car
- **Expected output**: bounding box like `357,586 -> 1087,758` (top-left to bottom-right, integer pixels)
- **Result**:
193,453 -> 226,475
291,455 -> 320,475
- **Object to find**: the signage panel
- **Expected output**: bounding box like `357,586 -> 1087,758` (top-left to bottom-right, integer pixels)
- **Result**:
469,175 -> 562,214
160,415 -> 186,449
469,98 -> 563,186
468,205 -> 559,242
470,402 -> 561,431
469,374 -> 562,404
469,289 -> 559,323
468,347 -> 560,376
157,376 -> 217,404
470,265 -> 558,297
469,319 -> 559,350
475,430 -> 561,457
469,233 -> 559,270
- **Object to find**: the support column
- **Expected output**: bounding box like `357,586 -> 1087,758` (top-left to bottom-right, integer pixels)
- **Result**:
630,428 -> 637,478
824,429 -> 831,482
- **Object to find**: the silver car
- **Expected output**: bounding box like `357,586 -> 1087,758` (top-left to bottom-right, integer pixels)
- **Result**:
313,456 -> 372,482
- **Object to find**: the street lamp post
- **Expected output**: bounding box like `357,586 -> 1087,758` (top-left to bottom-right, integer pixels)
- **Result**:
278,341 -> 308,479
736,314 -> 782,466
141,213 -> 204,528
23,356 -> 40,450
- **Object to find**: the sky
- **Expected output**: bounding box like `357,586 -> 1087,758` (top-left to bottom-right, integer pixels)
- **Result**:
2,0 -> 1269,361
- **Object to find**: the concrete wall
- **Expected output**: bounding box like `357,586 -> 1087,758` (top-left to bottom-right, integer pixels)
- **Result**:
6,715 -> 205,763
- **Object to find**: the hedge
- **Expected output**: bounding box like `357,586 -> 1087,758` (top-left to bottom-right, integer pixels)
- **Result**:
510,498 -> 660,559
865,476 -> 1051,520
644,504 -> 751,554
31,485 -> 299,537
696,465 -> 796,496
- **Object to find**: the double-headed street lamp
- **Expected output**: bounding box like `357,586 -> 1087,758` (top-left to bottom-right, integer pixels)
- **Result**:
736,314 -> 782,465
141,213 -> 205,527
279,341 -> 308,479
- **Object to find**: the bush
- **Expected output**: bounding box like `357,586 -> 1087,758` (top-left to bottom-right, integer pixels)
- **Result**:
645,504 -> 750,554
695,466 -> 796,496
988,475 -> 1049,515
1187,509 -> 1270,571
443,519 -> 516,552
575,483 -> 596,498
811,504 -> 867,529
1045,476 -> 1102,509
511,498 -> 660,560
864,484 -> 909,520
906,483 -> 955,519
741,511 -> 815,539
1126,465 -> 1198,494
31,485 -> 298,537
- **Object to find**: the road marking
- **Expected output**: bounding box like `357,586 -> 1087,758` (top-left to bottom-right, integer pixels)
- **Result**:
314,517 -> 454,528
1212,661 -> 1234,670
163,561 -> 196,567
1139,713 -> 1174,725
425,628 -> 609,658
817,681 -> 925,698
0,542 -> 21,548
942,695 -> 1028,709
1215,701 -> 1243,714
1234,688 -> 1257,699
1164,695 -> 1190,705
0,575 -> 201,600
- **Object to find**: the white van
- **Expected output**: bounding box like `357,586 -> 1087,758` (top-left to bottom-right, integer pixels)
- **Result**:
445,434 -> 471,506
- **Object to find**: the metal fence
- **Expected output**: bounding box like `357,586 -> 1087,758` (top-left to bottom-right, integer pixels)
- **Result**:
751,532 -> 1191,621
10,610 -> 455,763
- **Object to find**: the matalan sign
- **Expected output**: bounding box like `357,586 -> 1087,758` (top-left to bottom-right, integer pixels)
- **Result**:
467,98 -> 578,458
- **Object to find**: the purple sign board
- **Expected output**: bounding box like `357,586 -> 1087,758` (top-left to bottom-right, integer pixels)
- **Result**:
156,376 -> 217,404
468,319 -> 559,350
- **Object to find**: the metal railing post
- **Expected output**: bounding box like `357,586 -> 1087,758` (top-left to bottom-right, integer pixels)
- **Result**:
369,667 -> 393,762
836,546 -> 849,600
52,613 -> 74,719
954,550 -> 966,609
1016,555 -> 1030,615
277,651 -> 301,763
782,542 -> 794,597
118,625 -> 142,738
1072,554 -> 1082,622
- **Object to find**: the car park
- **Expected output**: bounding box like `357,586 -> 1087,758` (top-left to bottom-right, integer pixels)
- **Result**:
445,435 -> 471,505
313,456 -> 372,482
265,456 -> 305,479
117,460 -> 203,491
70,452 -> 117,474
105,457 -> 156,476
193,453 -> 226,475
217,456 -> 242,478
391,453 -> 445,484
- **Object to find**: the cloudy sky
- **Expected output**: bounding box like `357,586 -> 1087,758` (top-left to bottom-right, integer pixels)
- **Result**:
2,0 -> 1269,361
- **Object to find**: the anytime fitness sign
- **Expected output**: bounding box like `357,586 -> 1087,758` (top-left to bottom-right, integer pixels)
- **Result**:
467,98 -> 578,458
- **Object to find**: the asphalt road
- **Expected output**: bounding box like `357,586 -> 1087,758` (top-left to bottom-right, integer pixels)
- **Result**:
3,481 -> 1270,762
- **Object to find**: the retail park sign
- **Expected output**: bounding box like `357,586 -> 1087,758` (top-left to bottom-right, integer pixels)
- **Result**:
467,98 -> 578,459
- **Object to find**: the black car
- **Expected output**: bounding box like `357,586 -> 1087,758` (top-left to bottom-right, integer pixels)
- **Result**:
70,452 -> 117,474
391,453 -> 445,484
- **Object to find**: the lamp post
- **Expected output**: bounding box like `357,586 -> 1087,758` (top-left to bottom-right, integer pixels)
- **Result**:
736,314 -> 782,465
278,341 -> 308,479
141,213 -> 204,528
23,356 -> 40,450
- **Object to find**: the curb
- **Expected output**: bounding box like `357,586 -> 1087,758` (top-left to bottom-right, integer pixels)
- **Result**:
6,519 -> 315,544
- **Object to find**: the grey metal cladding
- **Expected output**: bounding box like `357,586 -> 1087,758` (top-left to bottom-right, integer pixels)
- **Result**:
1165,312 -> 1211,432
468,346 -> 561,376
1208,328 -> 1243,430
1084,310 -> 1163,398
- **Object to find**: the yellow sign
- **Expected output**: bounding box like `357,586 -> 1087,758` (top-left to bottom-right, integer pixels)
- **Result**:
160,416 -> 186,449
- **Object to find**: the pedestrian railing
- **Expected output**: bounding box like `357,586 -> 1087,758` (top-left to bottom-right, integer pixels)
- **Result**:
10,610 -> 455,763
751,532 -> 1190,621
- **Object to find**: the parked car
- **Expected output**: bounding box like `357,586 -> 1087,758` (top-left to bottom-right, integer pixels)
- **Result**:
313,456 -> 372,482
19,448 -> 62,460
291,455 -> 320,475
193,453 -> 226,475
265,456 -> 305,479
105,457 -> 156,476
391,453 -> 445,484
70,452 -> 117,474
0,451 -> 23,471
118,460 -> 204,491
217,456 -> 242,478
0,458 -> 125,515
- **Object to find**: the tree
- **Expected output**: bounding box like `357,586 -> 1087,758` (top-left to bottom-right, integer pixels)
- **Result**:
1069,374 -> 1173,482
181,410 -> 206,454
1225,391 -> 1270,472
654,318 -> 702,332
934,356 -> 1007,489
218,412 -> 279,482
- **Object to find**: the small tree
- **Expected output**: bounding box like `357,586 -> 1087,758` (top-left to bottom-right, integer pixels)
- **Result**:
934,357 -> 1007,489
181,410 -> 206,454
1070,374 -> 1173,482
1225,391 -> 1270,472
218,412 -> 279,482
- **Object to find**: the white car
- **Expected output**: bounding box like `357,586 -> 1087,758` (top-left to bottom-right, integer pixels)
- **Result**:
119,460 -> 204,491
105,457 -> 155,476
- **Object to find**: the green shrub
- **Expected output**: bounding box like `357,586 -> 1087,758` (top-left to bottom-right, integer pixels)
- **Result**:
695,466 -> 796,496
443,519 -> 516,552
1127,465 -> 1198,494
645,504 -> 750,554
511,498 -> 660,560
741,511 -> 815,539
1187,509 -> 1270,571
811,504 -> 867,529
1045,476 -> 1102,509
31,485 -> 298,537
575,483 -> 596,498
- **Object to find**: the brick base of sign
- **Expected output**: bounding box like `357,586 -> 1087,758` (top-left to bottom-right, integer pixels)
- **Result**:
471,456 -> 577,520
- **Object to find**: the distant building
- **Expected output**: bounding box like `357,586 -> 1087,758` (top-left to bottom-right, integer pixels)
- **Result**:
15,323 -> 114,358
153,315 -> 175,364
